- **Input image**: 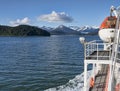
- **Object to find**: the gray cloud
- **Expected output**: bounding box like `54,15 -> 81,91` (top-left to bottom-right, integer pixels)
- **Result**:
38,11 -> 73,23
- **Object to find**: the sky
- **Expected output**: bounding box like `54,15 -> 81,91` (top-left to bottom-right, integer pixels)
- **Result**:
0,0 -> 119,27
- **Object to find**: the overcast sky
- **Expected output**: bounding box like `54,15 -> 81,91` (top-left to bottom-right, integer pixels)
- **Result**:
0,0 -> 119,27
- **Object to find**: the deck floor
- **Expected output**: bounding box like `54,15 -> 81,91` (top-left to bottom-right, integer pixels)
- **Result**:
86,51 -> 110,91
86,51 -> 110,60
91,64 -> 108,91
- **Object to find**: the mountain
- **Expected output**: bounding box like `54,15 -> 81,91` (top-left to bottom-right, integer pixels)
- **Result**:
0,24 -> 98,36
41,26 -> 54,32
40,25 -> 99,35
0,25 -> 50,36
69,25 -> 99,35
50,25 -> 80,35
69,26 -> 80,31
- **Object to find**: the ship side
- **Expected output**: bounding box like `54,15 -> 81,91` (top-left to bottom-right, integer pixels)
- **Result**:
80,6 -> 120,91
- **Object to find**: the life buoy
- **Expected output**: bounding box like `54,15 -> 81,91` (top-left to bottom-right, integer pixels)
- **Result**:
90,77 -> 94,87
115,84 -> 120,91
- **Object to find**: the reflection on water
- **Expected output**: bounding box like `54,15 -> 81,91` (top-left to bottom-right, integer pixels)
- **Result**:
0,35 -> 100,91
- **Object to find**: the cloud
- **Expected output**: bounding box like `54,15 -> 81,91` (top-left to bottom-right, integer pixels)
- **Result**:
10,17 -> 30,26
38,11 -> 73,23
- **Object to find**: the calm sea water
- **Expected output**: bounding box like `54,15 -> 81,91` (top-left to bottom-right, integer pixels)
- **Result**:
0,35 -> 100,91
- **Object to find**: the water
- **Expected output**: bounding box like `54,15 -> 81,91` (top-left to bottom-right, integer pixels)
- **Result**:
0,35 -> 100,91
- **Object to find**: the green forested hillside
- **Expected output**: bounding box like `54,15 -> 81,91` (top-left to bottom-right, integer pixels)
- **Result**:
0,25 -> 50,36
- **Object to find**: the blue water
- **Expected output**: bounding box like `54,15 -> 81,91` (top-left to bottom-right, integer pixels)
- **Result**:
0,35 -> 100,91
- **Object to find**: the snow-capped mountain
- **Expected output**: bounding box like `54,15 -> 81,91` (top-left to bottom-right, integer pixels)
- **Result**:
69,26 -> 80,31
69,25 -> 99,31
50,25 -> 80,35
41,25 -> 99,35
41,26 -> 54,32
69,25 -> 99,34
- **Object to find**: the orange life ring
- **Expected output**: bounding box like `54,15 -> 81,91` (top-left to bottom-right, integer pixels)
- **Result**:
90,77 -> 94,87
115,84 -> 120,91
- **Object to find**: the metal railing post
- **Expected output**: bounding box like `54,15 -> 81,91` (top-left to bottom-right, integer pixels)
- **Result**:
97,44 -> 98,60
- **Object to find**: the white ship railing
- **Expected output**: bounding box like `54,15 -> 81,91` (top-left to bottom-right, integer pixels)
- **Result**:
82,6 -> 120,91
83,40 -> 112,91
85,40 -> 112,60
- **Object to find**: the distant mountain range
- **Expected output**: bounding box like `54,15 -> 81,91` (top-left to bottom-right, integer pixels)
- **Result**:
41,25 -> 99,35
0,24 -> 99,36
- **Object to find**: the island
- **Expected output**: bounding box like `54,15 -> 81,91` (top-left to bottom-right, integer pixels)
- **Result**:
0,25 -> 50,36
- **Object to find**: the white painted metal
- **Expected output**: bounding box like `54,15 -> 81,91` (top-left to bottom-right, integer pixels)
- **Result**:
110,6 -> 118,17
80,6 -> 120,91
85,60 -> 112,64
85,41 -> 112,60
84,62 -> 87,91
108,12 -> 120,91
82,40 -> 113,91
